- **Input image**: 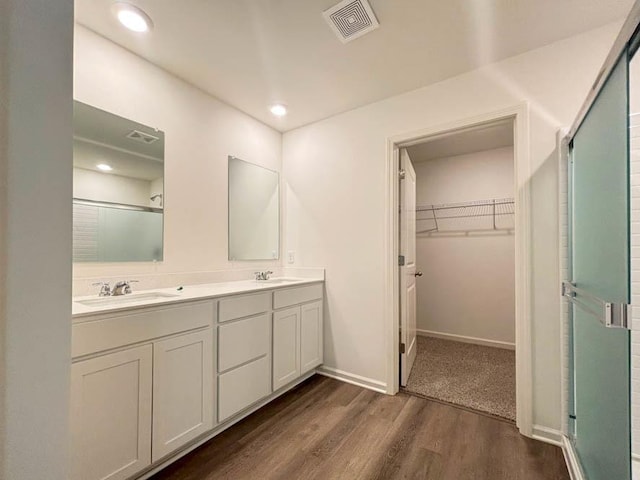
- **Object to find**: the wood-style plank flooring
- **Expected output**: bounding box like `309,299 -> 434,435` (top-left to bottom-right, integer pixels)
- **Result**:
151,376 -> 569,480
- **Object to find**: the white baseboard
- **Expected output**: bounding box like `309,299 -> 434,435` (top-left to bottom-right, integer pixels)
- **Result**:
561,435 -> 585,480
633,454 -> 640,480
316,366 -> 388,394
417,329 -> 515,350
531,425 -> 563,446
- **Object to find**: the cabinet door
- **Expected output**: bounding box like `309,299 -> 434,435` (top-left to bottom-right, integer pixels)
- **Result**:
301,301 -> 323,374
273,306 -> 300,390
70,344 -> 152,480
152,329 -> 214,461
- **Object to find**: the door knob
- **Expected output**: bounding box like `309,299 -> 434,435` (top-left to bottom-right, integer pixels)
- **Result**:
414,271 -> 423,277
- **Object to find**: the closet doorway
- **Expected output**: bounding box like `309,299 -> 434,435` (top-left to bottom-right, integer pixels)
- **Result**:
397,118 -> 518,422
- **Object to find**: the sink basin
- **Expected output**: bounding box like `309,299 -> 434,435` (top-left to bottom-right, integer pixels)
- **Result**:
76,291 -> 180,307
258,278 -> 302,285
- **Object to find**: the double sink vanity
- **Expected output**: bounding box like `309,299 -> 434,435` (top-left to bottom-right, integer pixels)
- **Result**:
71,276 -> 324,480
70,101 -> 315,480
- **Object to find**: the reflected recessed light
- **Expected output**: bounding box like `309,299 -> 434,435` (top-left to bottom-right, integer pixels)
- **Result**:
112,3 -> 153,33
97,164 -> 113,171
270,104 -> 287,117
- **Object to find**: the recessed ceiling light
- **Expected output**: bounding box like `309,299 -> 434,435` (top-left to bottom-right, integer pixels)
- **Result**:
97,164 -> 113,172
112,3 -> 153,33
270,104 -> 288,117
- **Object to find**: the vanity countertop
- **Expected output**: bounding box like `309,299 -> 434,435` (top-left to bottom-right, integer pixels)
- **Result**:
72,277 -> 323,319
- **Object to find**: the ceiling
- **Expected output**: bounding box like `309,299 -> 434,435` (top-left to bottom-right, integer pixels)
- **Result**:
407,120 -> 513,163
75,0 -> 633,132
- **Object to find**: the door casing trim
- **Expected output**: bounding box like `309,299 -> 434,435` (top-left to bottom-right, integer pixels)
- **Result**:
383,102 -> 532,436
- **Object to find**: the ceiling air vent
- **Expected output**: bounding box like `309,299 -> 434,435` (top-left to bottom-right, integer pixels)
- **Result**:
126,129 -> 159,144
323,0 -> 379,44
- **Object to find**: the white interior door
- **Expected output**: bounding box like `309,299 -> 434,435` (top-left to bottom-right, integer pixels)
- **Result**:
400,148 -> 418,386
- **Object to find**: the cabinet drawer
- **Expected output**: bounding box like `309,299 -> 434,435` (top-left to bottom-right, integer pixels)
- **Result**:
218,355 -> 270,422
218,313 -> 270,372
218,292 -> 271,322
72,301 -> 214,358
273,284 -> 323,310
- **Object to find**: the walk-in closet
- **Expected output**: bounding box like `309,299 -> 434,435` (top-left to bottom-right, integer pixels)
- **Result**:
401,120 -> 517,421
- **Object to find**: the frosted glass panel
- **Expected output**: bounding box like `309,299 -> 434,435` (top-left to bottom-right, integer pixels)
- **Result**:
228,156 -> 279,260
570,53 -> 630,480
73,203 -> 163,262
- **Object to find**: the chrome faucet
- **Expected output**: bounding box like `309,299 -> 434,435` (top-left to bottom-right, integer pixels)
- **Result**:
92,282 -> 112,297
111,280 -> 139,296
254,271 -> 273,281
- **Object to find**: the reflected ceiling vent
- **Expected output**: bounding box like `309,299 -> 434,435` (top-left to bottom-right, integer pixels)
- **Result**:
126,129 -> 159,144
323,0 -> 379,44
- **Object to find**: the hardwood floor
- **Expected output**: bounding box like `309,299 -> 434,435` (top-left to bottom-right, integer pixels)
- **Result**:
151,376 -> 569,480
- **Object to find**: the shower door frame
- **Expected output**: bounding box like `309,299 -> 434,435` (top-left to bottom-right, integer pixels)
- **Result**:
557,4 -> 640,475
384,102 -> 532,436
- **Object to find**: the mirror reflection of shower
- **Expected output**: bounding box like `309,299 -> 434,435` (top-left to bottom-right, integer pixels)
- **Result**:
150,193 -> 163,207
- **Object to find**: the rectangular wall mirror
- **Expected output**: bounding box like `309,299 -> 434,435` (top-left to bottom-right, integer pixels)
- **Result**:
72,101 -> 165,262
228,156 -> 279,260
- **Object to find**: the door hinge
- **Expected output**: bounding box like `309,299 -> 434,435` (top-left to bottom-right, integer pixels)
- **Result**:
399,169 -> 406,180
399,343 -> 406,354
398,255 -> 405,266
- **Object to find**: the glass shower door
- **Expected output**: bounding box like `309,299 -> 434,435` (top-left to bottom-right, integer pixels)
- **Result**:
567,51 -> 631,480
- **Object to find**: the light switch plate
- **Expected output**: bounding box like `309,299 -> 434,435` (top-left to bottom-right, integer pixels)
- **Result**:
288,251 -> 295,264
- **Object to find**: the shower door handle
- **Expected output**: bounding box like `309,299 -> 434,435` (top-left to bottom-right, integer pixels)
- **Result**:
562,281 -> 631,329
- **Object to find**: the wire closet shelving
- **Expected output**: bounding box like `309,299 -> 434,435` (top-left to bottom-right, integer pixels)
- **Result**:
416,197 -> 515,233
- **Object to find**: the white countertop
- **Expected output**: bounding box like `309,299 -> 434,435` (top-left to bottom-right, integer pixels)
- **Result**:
72,277 -> 323,319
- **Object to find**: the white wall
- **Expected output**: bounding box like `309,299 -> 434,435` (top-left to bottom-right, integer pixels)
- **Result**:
283,22 -> 621,432
414,147 -> 515,345
73,25 -> 282,285
0,1 -> 73,478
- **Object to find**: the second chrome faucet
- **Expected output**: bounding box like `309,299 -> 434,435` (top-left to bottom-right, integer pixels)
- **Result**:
92,280 -> 139,296
254,271 -> 273,281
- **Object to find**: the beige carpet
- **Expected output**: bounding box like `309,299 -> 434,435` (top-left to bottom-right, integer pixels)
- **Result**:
404,336 -> 516,421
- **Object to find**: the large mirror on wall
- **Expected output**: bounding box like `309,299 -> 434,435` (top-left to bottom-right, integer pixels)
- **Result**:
228,156 -> 279,260
73,101 -> 165,262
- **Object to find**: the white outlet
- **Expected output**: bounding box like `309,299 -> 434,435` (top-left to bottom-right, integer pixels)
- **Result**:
288,251 -> 295,264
